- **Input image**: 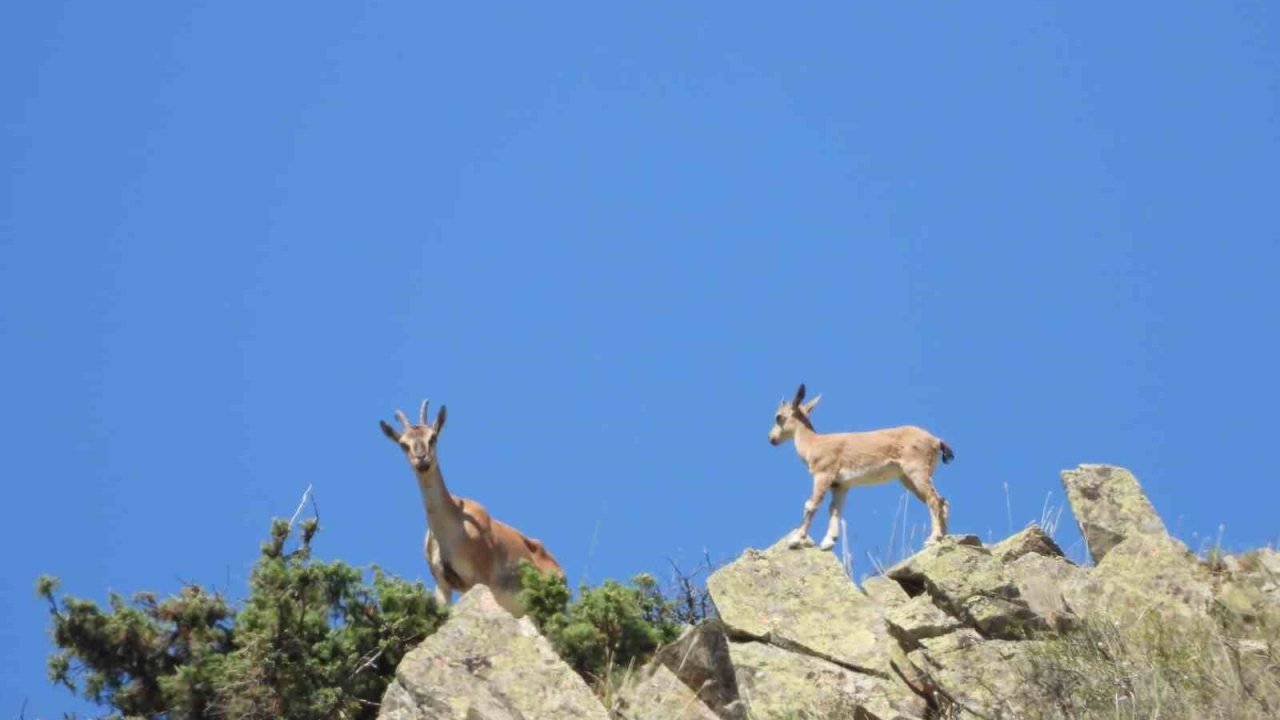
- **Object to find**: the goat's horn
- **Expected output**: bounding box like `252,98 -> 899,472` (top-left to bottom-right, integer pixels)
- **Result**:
419,399 -> 430,425
394,410 -> 411,429
793,383 -> 807,405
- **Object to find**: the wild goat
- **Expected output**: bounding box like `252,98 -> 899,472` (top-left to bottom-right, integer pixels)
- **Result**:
380,399 -> 563,616
768,384 -> 955,550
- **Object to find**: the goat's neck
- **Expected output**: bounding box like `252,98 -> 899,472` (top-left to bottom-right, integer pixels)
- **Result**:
415,462 -> 462,525
792,424 -> 819,461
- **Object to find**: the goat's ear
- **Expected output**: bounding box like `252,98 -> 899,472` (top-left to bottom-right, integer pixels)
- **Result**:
435,405 -> 448,432
802,394 -> 822,415
793,383 -> 807,407
379,420 -> 401,443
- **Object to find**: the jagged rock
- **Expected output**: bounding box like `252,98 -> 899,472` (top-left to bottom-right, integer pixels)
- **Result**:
946,533 -> 985,548
377,586 -> 607,720
650,619 -> 745,720
1053,465 -> 1216,622
907,629 -> 1050,719
379,675 -> 526,720
862,574 -> 911,610
887,537 -> 1047,639
1061,464 -> 1167,563
707,540 -> 898,676
729,641 -> 925,720
989,524 -> 1065,563
1087,533 -> 1213,620
885,594 -> 964,645
613,665 -> 719,720
1005,553 -> 1084,631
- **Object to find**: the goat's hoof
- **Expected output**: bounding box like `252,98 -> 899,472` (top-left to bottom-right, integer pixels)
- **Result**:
818,539 -> 837,551
787,535 -> 815,549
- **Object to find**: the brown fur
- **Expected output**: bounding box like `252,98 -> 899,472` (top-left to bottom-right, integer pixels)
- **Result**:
382,400 -> 564,616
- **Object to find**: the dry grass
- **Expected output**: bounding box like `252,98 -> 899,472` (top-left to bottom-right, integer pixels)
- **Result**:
1016,603 -> 1280,720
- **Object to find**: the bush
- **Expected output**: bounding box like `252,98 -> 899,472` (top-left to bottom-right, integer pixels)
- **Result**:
39,518 -> 447,720
518,562 -> 693,685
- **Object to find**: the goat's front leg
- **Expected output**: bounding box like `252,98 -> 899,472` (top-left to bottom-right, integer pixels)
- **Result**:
788,474 -> 834,549
424,531 -> 455,607
819,485 -> 849,551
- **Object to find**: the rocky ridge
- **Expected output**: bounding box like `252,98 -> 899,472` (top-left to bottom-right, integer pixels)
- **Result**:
378,465 -> 1280,719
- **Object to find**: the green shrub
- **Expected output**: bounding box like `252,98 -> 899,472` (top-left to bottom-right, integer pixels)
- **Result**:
519,562 -> 688,685
40,520 -> 713,717
39,518 -> 447,720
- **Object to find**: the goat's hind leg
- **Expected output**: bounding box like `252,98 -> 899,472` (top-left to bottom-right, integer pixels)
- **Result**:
899,467 -> 949,545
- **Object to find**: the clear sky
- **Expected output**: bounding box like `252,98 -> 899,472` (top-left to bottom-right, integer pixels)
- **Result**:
3,2 -> 1278,716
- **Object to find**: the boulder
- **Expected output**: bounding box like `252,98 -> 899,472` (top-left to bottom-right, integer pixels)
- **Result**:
729,641 -> 925,720
884,594 -> 964,646
989,524 -> 1066,563
613,665 -> 719,720
1060,465 -> 1167,563
377,586 -> 608,720
1084,533 -> 1214,621
887,537 -> 1047,639
707,540 -> 898,676
907,630 -> 1050,719
649,619 -> 745,720
1053,465 -> 1216,622
1004,553 -> 1084,631
862,574 -> 911,611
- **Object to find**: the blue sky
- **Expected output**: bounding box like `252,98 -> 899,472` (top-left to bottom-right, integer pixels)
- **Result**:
3,2 -> 1278,716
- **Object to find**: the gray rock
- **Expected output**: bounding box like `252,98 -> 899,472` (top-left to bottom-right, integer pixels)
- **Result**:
377,586 -> 607,720
1086,533 -> 1214,621
862,575 -> 911,610
1005,553 -> 1084,631
613,665 -> 719,720
887,537 -> 1047,639
907,630 -> 1051,719
884,594 -> 964,645
989,524 -> 1066,563
1061,464 -> 1167,563
650,619 -> 745,720
707,540 -> 899,677
729,641 -> 925,720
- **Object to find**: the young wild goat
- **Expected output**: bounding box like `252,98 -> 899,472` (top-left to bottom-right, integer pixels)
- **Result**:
768,384 -> 955,550
380,399 -> 563,616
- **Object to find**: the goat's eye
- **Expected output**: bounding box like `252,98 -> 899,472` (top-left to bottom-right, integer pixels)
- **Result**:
776,415 -> 785,425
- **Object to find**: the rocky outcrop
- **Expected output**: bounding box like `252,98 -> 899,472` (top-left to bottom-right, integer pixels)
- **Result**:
989,523 -> 1065,563
706,540 -> 926,719
906,630 -> 1046,719
648,619 -> 746,720
706,538 -> 900,677
886,537 -> 1048,639
382,464 -> 1278,719
378,586 -> 608,720
698,464 -> 1267,718
729,640 -> 920,720
1061,464 -> 1166,563
613,665 -> 720,720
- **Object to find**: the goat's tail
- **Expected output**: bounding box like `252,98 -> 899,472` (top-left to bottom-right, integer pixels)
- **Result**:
938,440 -> 955,465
